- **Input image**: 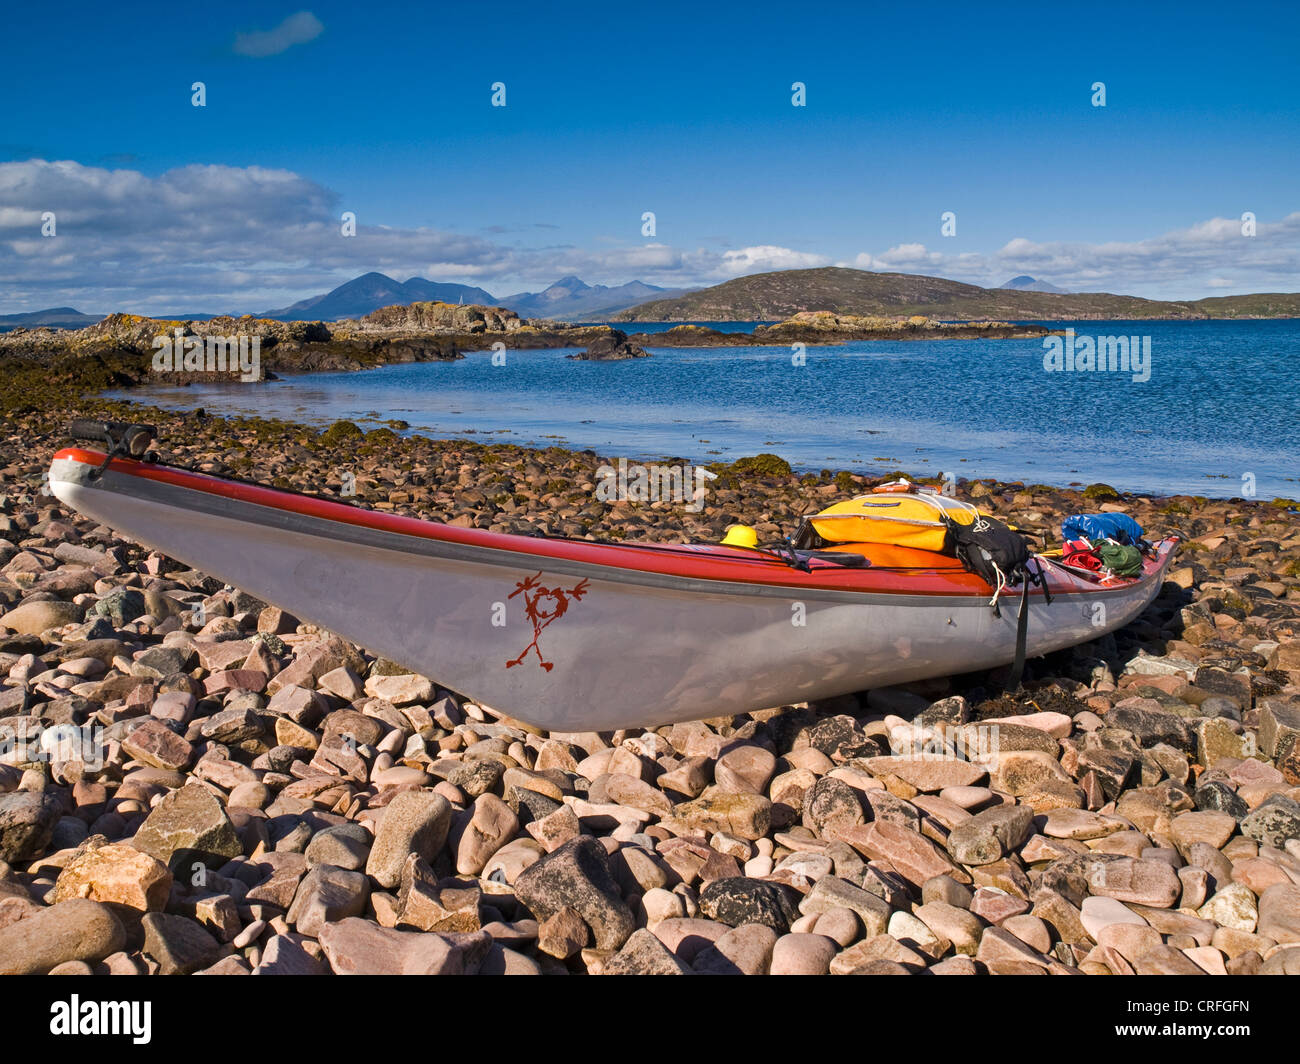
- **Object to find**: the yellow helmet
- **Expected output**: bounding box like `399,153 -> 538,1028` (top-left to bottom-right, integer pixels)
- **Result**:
720,524 -> 758,549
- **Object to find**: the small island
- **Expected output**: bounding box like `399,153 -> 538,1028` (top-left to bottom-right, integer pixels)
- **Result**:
565,332 -> 650,360
627,312 -> 1051,347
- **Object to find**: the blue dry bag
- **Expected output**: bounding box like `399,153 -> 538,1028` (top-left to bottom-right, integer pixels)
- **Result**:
1060,513 -> 1145,546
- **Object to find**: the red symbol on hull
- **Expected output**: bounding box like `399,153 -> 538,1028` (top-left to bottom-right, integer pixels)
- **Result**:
505,572 -> 589,672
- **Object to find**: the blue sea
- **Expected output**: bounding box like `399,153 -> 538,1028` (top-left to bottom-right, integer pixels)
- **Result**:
108,319 -> 1300,500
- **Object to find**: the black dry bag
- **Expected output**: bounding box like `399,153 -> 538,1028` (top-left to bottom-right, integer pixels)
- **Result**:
946,514 -> 1031,598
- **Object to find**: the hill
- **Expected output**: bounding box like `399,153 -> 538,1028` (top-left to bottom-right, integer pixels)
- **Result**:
264,273 -> 497,321
612,267 -> 1300,322
999,275 -> 1069,294
0,307 -> 104,332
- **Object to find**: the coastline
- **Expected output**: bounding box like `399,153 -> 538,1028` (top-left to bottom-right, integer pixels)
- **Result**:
90,317 -> 1300,503
92,386 -> 1300,506
5,309 -> 1291,504
0,302 -> 1055,392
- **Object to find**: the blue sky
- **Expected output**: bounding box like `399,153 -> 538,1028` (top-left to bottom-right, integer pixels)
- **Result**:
2,0 -> 1298,313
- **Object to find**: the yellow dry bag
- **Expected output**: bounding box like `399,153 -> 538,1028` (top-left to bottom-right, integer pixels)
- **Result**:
808,490 -> 979,553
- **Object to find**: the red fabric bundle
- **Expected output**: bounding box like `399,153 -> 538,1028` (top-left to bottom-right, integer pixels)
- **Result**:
1062,538 -> 1102,571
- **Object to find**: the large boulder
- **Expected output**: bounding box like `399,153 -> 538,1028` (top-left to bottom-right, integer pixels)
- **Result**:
0,900 -> 126,975
513,836 -> 635,950
0,791 -> 62,862
52,843 -> 172,911
318,919 -> 493,975
365,791 -> 451,890
0,599 -> 84,635
130,783 -> 242,873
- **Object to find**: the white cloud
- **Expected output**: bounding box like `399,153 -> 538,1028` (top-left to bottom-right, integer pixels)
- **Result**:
843,243 -> 947,272
233,12 -> 323,58
841,215 -> 1300,298
717,245 -> 830,274
2,158 -> 1297,313
0,159 -> 511,312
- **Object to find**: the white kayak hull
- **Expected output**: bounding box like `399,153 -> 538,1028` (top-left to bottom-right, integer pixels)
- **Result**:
49,451 -> 1177,731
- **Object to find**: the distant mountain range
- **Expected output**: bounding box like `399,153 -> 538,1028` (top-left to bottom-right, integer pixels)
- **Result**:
613,267 -> 1300,321
999,275 -> 1069,294
266,272 -> 692,321
498,276 -> 692,319
0,307 -> 105,331
0,273 -> 692,331
262,273 -> 498,321
7,268 -> 1300,333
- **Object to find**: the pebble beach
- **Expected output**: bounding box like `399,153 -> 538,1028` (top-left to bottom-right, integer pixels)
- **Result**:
2,406 -> 1300,977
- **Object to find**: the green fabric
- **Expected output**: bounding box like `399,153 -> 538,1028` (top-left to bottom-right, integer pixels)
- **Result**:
1097,541 -> 1143,577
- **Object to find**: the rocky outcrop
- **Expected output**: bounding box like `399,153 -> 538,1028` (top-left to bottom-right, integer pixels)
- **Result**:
628,314 -> 1052,347
566,330 -> 649,361
0,300 -> 1054,416
756,311 -> 1051,342
81,313 -> 333,349
0,303 -> 668,406
352,301 -> 523,334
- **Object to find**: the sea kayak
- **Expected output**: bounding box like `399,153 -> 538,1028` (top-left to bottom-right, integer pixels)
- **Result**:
47,441 -> 1179,731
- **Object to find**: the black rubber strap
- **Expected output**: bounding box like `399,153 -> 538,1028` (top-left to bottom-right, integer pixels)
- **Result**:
1034,557 -> 1053,605
67,421 -> 158,481
68,420 -> 156,456
781,537 -> 811,573
1005,575 -> 1031,692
